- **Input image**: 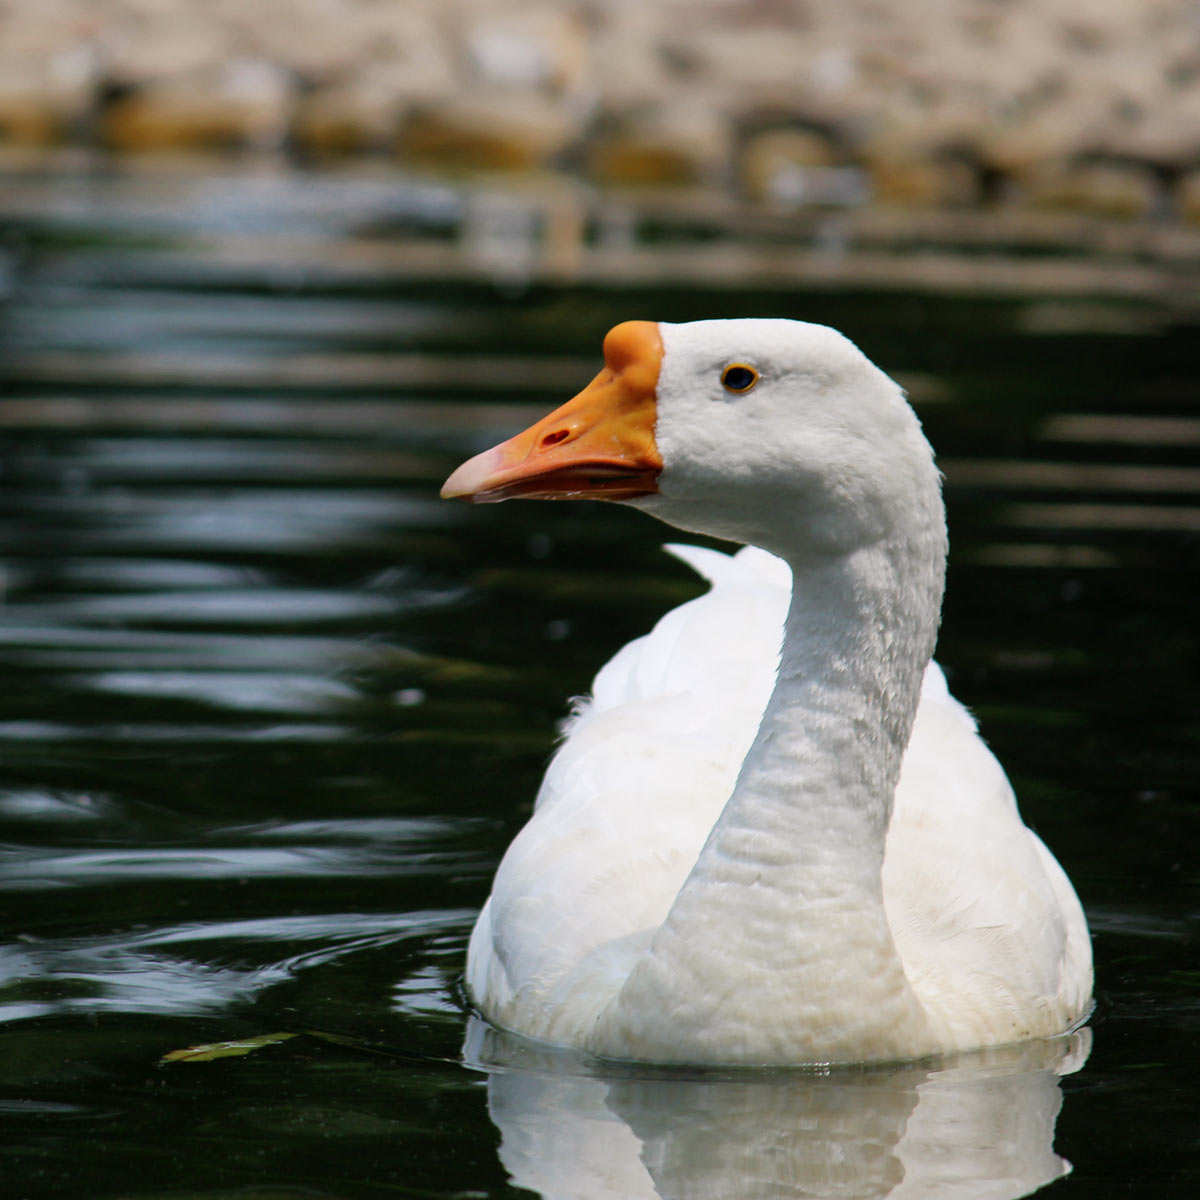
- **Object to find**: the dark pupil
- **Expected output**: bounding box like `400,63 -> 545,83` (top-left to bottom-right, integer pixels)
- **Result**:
723,366 -> 754,391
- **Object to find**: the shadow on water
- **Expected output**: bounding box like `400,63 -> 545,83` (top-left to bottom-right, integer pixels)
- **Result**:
0,163 -> 1198,1198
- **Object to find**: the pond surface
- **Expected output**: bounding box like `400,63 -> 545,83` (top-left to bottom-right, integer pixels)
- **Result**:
1,163 -> 1198,1198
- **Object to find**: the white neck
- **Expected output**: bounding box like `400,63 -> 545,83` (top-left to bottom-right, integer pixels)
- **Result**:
589,518 -> 947,1065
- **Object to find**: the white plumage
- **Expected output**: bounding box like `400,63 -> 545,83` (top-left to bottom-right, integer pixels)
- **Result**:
446,317 -> 1092,1065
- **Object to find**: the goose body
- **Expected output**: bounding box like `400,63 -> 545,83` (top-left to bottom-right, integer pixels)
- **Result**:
443,318 -> 1092,1065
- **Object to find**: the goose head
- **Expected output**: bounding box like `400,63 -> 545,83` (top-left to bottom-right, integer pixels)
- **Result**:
442,318 -> 942,562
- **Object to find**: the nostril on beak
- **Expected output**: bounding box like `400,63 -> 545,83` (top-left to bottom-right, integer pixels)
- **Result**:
541,429 -> 570,449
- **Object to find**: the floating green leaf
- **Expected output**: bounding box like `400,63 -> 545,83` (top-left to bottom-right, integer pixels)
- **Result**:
161,1032 -> 297,1063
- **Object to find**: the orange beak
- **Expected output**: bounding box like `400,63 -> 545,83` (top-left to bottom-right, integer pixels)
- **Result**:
441,321 -> 663,503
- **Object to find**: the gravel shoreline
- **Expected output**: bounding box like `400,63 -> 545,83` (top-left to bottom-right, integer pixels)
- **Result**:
2,0 -> 1199,223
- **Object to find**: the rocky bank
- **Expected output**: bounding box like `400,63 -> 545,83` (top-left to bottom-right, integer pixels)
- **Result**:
2,0 -> 1199,221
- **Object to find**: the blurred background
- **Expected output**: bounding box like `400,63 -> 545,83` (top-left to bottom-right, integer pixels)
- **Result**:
1,3 -> 1198,1199
4,0 -> 1200,213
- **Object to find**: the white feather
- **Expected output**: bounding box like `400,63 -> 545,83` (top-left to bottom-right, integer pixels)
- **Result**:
472,544 -> 1090,1053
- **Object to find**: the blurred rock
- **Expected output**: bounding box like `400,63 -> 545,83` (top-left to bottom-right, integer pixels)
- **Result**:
291,8 -> 457,156
0,0 -> 1197,222
0,44 -> 99,144
102,59 -> 294,152
584,6 -> 673,111
0,68 -> 72,144
1176,170 -> 1200,225
397,93 -> 575,172
863,157 -> 981,209
293,56 -> 456,157
464,5 -> 588,95
99,16 -> 235,88
292,83 -> 399,157
1021,162 -> 1163,220
588,104 -> 732,186
740,129 -> 869,206
1086,86 -> 1200,177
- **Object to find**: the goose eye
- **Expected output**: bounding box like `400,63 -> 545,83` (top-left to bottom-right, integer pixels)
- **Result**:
721,363 -> 758,393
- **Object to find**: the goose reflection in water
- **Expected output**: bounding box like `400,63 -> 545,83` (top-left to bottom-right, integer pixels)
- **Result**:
466,1018 -> 1090,1200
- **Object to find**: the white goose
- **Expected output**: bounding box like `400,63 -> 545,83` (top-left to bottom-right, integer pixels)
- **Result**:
442,318 -> 1092,1066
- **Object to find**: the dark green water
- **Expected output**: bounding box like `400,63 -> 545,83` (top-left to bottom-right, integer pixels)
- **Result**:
1,165 -> 1197,1198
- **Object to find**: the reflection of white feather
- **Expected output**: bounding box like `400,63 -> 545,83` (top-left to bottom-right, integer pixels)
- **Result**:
469,1018 -> 1091,1200
464,318 -> 1091,1064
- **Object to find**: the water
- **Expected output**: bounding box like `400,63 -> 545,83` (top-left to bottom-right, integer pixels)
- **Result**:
1,161 -> 1197,1198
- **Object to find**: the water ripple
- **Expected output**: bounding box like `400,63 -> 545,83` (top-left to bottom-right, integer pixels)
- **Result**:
72,671 -> 362,714
3,589 -> 410,627
0,844 -> 480,889
0,909 -> 472,1024
0,720 -> 352,743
